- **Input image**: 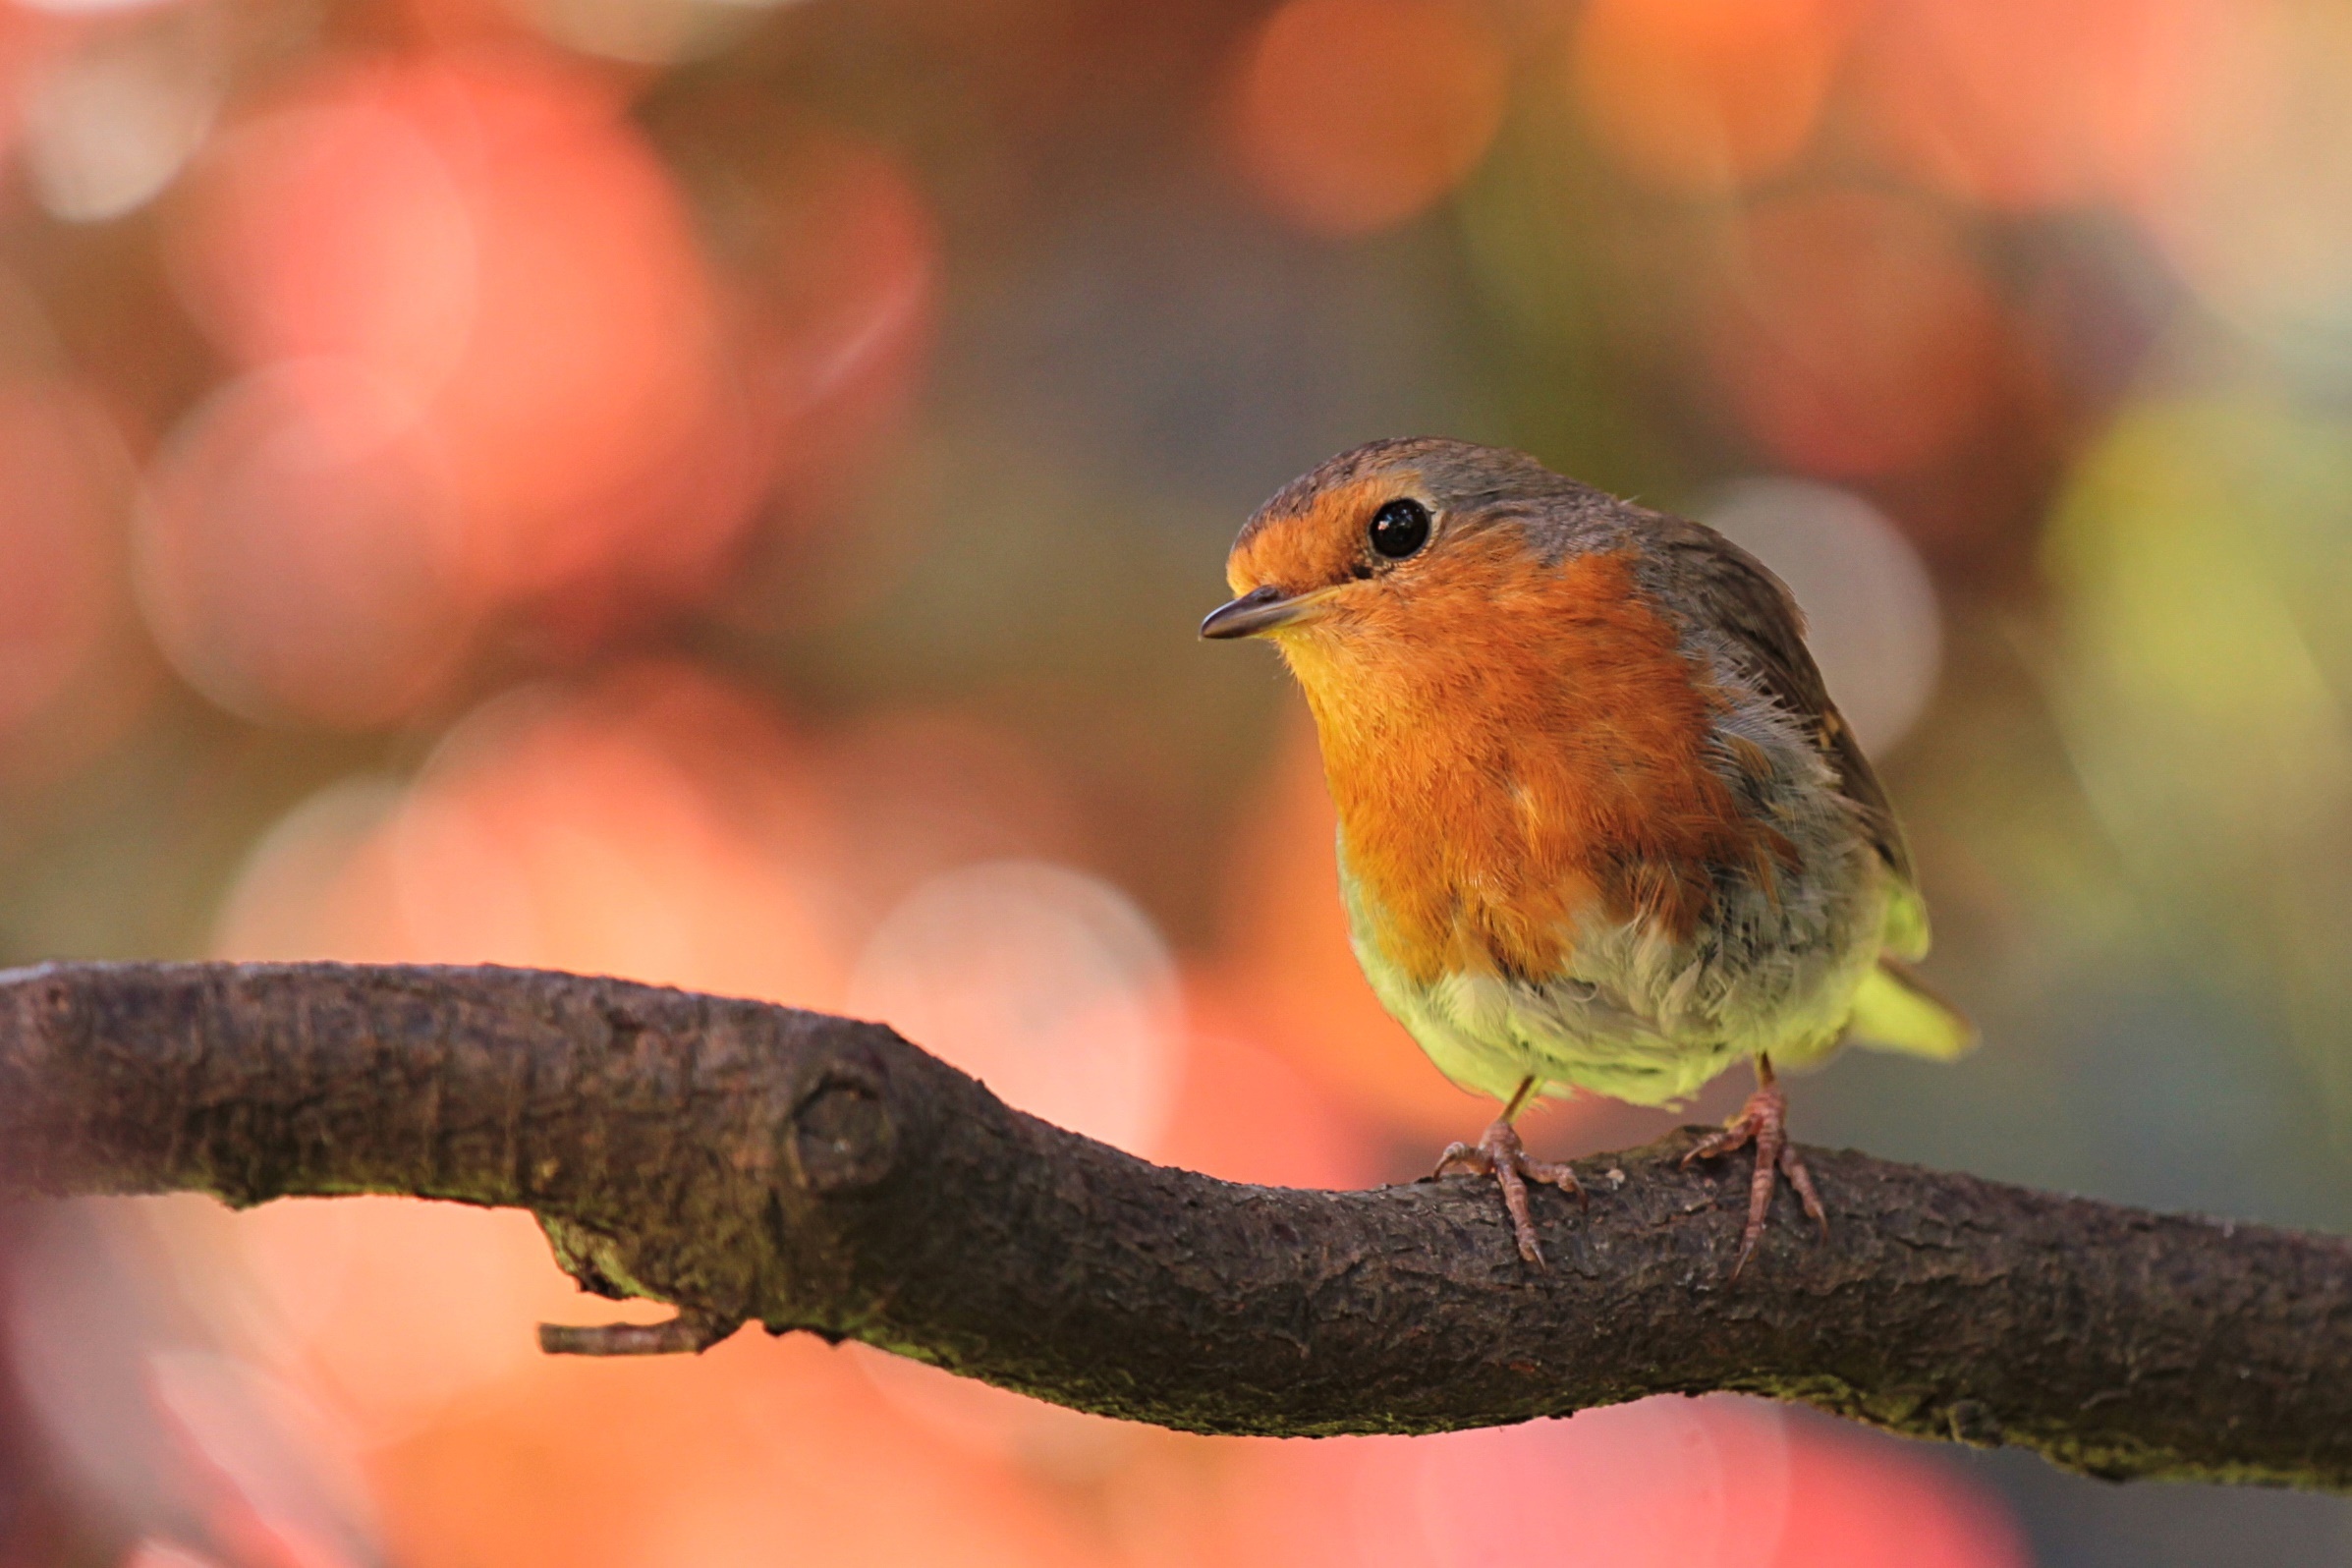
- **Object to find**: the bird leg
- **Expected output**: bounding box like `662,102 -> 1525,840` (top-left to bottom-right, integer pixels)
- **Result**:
1433,1077 -> 1586,1266
1681,1054 -> 1827,1279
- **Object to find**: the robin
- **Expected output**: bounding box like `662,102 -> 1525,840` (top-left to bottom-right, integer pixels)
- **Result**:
1202,438 -> 1972,1273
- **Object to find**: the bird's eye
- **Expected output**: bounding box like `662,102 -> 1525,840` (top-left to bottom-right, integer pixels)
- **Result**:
1368,498 -> 1431,560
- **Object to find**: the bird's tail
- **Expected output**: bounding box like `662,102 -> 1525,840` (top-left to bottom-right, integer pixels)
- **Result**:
1846,956 -> 1977,1061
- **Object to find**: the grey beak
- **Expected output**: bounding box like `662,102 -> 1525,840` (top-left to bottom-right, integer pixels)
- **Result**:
1201,585 -> 1306,640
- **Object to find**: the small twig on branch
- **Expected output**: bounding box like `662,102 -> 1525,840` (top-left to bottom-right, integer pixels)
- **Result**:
0,961 -> 2346,1489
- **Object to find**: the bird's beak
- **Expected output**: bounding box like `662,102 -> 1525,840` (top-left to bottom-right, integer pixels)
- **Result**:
1200,585 -> 1320,640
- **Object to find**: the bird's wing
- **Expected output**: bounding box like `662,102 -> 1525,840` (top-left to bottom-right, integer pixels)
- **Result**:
1640,514 -> 1918,895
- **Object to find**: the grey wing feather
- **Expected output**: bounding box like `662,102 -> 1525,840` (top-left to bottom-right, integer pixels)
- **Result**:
1640,511 -> 1917,886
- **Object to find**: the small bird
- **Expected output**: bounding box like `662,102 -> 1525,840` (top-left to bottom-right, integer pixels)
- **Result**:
1202,438 -> 1972,1273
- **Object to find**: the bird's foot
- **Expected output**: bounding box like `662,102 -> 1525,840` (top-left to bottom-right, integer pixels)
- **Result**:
1434,1118 -> 1586,1266
1681,1075 -> 1827,1279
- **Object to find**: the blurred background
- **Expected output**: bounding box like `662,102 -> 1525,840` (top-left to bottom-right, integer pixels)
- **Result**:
0,0 -> 2349,1561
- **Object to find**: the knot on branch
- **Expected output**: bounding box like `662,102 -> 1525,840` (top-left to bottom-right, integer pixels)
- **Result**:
787,1070 -> 897,1195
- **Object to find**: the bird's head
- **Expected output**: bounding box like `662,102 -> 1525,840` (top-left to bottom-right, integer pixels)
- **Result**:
1203,437 -> 1615,669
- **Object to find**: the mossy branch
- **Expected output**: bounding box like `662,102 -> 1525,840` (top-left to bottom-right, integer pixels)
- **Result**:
2,961 -> 2347,1489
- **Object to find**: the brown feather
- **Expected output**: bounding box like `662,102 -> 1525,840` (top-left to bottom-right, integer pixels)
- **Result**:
1634,511 -> 1916,886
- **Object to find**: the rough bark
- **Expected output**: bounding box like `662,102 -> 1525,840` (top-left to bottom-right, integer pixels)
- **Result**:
0,961 -> 2346,1489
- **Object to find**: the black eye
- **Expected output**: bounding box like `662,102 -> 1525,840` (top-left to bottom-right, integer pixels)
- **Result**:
1368,497 -> 1431,560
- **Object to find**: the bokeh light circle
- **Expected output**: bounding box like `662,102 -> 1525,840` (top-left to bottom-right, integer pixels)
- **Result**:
1412,1401 -> 1791,1568
171,86 -> 480,405
168,51 -> 761,638
1223,1398 -> 2028,1568
213,775 -> 410,961
386,667 -> 846,1002
136,358 -> 476,729
23,15 -> 221,223
1703,476 -> 1943,756
2131,1 -> 2352,376
1852,0 -> 2200,212
1231,0 -> 1510,237
1572,0 -> 1850,195
212,663 -> 849,1006
846,860 -> 1182,1158
1700,187 -> 2001,478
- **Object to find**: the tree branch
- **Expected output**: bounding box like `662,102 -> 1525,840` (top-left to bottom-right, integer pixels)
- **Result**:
0,962 -> 2345,1490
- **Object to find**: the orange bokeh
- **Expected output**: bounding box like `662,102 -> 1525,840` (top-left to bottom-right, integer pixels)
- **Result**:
1161,984 -> 1377,1191
848,1340 -> 1146,1486
215,661 -> 847,1009
1230,0 -> 1510,237
141,1349 -> 383,1568
0,378 -> 129,739
211,778 -> 414,965
1852,0 -> 2211,212
0,6 -> 68,173
137,361 -> 476,729
2122,0 -> 2352,359
1771,1421 -> 2029,1568
1572,0 -> 1856,195
172,87 -> 481,409
168,48 -> 758,650
843,859 -> 1183,1158
211,1199 -> 607,1448
1218,1399 -> 2026,1568
393,666 -> 846,1003
1700,186 -> 2003,478
368,1337 -> 1111,1568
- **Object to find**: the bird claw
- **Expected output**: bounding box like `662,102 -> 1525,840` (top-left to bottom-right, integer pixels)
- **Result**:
1682,1071 -> 1827,1279
1435,1117 -> 1586,1266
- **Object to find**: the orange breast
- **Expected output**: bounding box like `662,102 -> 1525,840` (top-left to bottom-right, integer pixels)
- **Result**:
1283,540 -> 1783,986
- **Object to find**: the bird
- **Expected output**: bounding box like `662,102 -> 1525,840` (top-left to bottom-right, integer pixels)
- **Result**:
1201,437 -> 1973,1274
